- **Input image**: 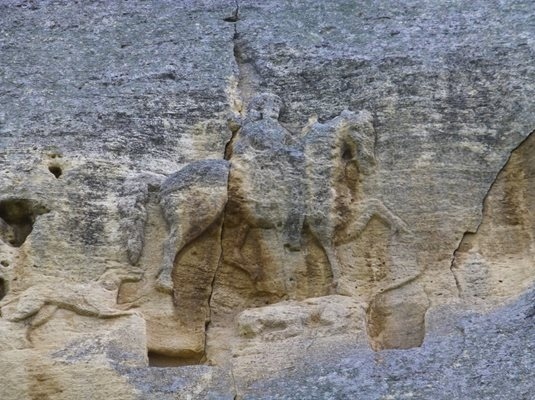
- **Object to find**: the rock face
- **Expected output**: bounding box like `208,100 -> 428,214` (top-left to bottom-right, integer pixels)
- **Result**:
0,0 -> 534,399
452,132 -> 535,306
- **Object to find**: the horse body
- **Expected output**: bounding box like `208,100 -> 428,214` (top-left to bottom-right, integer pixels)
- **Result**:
156,159 -> 230,292
154,95 -> 407,296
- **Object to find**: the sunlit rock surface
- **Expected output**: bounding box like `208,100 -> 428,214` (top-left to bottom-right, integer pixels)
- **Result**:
0,0 -> 534,398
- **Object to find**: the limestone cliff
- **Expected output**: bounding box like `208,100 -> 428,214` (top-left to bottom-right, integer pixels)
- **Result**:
0,1 -> 534,399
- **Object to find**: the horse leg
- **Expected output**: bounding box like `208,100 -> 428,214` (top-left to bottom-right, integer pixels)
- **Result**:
284,205 -> 305,252
224,223 -> 263,281
323,243 -> 356,296
156,228 -> 181,293
30,304 -> 58,328
345,199 -> 409,243
363,199 -> 408,232
306,222 -> 347,295
231,223 -> 249,263
8,293 -> 45,322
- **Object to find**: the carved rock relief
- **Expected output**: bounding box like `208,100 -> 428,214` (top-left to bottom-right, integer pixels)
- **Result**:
115,161 -> 229,364
157,160 -> 230,294
0,268 -> 143,330
112,93 -> 421,357
0,93 -> 423,362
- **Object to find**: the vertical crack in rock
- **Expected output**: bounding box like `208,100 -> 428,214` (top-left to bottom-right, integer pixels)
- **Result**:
223,0 -> 240,23
205,2 -> 246,364
204,170 -> 230,357
449,239 -> 466,298
230,364 -> 239,400
224,0 -> 248,160
449,129 -> 535,298
229,3 -> 261,116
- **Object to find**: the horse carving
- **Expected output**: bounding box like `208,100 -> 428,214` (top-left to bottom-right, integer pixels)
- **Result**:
144,93 -> 407,296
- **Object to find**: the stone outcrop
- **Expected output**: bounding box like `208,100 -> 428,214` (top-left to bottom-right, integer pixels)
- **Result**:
452,129 -> 535,306
0,0 -> 534,399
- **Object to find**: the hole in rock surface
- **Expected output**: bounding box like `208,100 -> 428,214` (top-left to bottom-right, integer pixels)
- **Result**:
148,351 -> 204,367
342,146 -> 353,160
48,164 -> 62,178
0,199 -> 49,247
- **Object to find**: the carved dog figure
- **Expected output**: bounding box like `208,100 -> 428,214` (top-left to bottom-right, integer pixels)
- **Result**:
0,268 -> 142,328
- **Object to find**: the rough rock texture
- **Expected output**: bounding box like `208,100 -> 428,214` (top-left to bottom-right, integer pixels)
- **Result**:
0,0 -> 534,399
452,131 -> 535,307
242,287 -> 535,399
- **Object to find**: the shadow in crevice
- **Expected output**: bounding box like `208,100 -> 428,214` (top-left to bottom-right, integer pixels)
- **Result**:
0,277 -> 6,301
0,199 -> 49,247
147,351 -> 204,367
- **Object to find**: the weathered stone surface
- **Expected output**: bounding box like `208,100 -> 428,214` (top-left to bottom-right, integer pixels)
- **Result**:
1,0 -> 534,398
240,287 -> 535,399
453,130 -> 535,306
